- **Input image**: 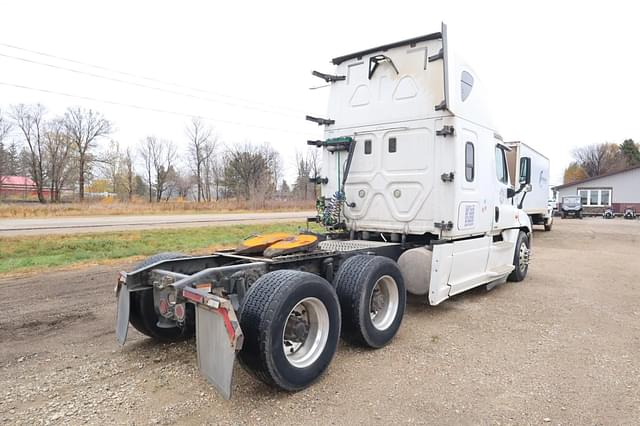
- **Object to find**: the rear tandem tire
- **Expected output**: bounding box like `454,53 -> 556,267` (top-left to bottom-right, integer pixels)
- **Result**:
128,252 -> 195,342
238,270 -> 341,392
334,255 -> 406,348
544,220 -> 552,232
508,231 -> 530,282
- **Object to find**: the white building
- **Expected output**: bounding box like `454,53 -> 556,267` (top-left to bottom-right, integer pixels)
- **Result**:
553,165 -> 640,214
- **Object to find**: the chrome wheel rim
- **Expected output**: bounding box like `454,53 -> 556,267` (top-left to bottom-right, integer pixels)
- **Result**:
519,241 -> 529,273
282,297 -> 329,368
369,275 -> 399,331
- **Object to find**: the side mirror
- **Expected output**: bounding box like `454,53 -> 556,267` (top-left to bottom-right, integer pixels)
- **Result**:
519,157 -> 531,185
507,188 -> 516,198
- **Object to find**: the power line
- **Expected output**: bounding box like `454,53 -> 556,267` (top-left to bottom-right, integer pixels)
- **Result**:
0,52 -> 306,119
0,42 -> 308,115
0,81 -> 316,136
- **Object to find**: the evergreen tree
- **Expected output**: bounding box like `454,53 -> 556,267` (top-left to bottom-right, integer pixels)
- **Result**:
619,139 -> 640,166
6,142 -> 20,175
280,179 -> 291,195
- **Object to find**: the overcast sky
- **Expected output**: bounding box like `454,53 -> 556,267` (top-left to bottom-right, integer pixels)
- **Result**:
1,0 -> 638,185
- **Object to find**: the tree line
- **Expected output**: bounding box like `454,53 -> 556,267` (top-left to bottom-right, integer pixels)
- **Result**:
563,139 -> 640,184
0,104 -> 321,205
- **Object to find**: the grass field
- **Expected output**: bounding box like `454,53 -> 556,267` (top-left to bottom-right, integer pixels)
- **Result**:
0,199 -> 315,218
0,222 -> 313,275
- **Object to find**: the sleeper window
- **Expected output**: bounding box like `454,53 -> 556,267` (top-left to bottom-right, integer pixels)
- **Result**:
388,137 -> 397,153
364,139 -> 372,155
465,142 -> 474,181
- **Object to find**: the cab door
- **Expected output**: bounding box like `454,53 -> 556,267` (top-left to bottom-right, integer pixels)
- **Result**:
492,144 -> 513,230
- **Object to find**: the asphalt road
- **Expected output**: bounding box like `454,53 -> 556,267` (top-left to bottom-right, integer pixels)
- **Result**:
0,218 -> 638,424
0,211 -> 315,236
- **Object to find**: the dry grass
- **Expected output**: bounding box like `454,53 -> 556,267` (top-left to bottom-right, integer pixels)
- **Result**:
0,198 -> 315,218
0,221 -> 319,276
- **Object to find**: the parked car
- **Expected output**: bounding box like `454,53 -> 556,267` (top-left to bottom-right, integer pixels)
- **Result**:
561,196 -> 583,219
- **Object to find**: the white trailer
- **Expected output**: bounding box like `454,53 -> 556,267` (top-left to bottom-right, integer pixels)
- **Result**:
115,23 -> 534,399
506,141 -> 553,231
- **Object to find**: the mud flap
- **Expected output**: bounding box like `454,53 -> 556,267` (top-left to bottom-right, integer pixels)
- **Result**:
115,284 -> 130,345
196,305 -> 238,400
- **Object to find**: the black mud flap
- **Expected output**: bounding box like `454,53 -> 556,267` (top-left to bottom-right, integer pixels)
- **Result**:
115,284 -> 130,345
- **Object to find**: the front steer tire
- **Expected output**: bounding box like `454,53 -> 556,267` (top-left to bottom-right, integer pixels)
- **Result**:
238,270 -> 341,392
508,232 -> 530,282
334,255 -> 406,348
129,252 -> 195,342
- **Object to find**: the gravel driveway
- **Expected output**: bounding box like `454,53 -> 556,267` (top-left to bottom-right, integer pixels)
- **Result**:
1,218 -> 638,425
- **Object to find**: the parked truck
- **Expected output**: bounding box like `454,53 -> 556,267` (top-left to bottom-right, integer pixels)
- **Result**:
115,24 -> 533,399
506,141 -> 553,231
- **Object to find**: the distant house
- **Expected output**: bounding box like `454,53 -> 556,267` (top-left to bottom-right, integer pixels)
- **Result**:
0,175 -> 55,199
553,165 -> 640,214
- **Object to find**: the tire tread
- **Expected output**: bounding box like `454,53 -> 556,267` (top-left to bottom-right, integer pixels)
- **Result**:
334,255 -> 405,348
238,270 -> 340,391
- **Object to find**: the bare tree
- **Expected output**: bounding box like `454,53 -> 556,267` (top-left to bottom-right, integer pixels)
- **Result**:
64,107 -> 112,201
224,142 -> 280,206
154,140 -> 177,202
572,143 -> 625,177
10,104 -> 48,203
308,148 -> 321,198
293,148 -> 321,200
202,138 -> 220,201
173,169 -> 193,199
210,151 -> 226,201
139,136 -> 159,202
0,110 -> 11,143
293,150 -> 312,200
262,143 -> 281,192
122,147 -> 136,201
99,140 -> 122,194
185,118 -> 215,202
139,136 -> 177,202
44,118 -> 73,202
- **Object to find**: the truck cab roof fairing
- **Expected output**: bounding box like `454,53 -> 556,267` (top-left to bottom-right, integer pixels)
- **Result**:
331,32 -> 443,66
327,24 -> 497,132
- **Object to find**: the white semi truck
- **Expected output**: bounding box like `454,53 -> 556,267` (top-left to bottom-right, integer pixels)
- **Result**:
506,141 -> 553,231
115,24 -> 533,399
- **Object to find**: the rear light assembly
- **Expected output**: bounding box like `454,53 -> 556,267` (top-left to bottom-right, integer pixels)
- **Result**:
182,287 -> 204,304
174,303 -> 186,321
158,298 -> 169,315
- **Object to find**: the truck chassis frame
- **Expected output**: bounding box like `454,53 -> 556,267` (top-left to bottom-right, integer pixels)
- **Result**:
116,238 -> 404,398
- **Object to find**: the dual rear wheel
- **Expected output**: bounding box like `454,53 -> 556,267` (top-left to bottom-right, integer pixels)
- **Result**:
238,255 -> 406,391
127,253 -> 407,392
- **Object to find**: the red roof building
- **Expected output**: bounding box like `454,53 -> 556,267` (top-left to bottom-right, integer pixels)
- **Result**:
0,175 -> 56,199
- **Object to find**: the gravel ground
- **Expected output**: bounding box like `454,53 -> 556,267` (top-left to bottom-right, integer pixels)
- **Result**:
1,218 -> 639,425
